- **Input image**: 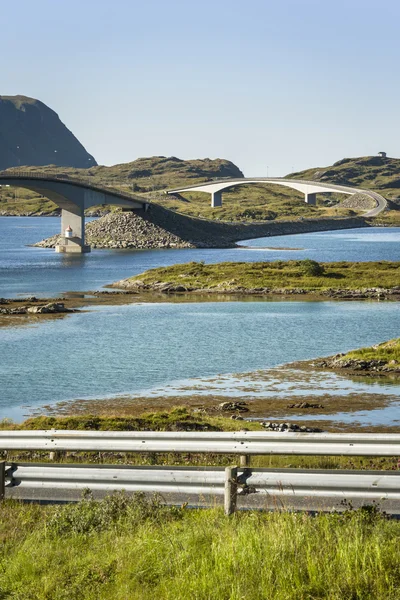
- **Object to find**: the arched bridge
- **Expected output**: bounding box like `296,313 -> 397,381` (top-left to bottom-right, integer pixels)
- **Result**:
0,171 -> 150,253
167,177 -> 387,217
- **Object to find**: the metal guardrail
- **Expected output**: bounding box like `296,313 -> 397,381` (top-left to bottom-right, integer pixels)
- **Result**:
3,431 -> 400,513
5,463 -> 400,514
2,430 -> 400,456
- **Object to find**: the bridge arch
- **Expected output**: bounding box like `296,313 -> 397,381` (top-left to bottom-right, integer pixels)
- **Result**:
167,177 -> 386,216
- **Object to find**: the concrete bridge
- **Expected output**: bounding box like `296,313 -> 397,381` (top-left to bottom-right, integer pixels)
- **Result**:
0,171 -> 149,252
167,177 -> 387,217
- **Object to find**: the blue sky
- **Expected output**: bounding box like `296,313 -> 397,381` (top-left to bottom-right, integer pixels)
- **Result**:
2,0 -> 399,175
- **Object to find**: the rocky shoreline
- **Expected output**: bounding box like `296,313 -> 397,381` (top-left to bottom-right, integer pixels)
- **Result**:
313,354 -> 400,374
111,278 -> 400,300
0,299 -> 76,316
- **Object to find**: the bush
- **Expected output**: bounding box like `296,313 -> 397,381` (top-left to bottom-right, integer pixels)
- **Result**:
47,491 -> 180,536
301,259 -> 325,276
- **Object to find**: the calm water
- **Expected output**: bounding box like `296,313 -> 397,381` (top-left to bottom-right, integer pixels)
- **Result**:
0,217 -> 399,297
1,300 -> 400,421
0,217 -> 400,422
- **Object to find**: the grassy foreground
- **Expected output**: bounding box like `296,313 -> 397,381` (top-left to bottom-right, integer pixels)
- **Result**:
1,494 -> 400,600
116,259 -> 400,292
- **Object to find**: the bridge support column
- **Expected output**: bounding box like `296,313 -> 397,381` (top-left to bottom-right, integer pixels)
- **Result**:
56,208 -> 91,253
211,191 -> 222,207
305,193 -> 317,205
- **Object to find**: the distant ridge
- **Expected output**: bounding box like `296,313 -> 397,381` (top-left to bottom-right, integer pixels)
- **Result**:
0,95 -> 97,170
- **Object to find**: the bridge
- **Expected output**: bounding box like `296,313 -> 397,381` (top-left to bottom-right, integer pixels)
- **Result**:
167,177 -> 387,217
0,171 -> 150,253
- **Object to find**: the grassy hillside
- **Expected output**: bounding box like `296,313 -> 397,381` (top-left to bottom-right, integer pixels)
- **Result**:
1,154 -> 399,222
290,155 -> 400,199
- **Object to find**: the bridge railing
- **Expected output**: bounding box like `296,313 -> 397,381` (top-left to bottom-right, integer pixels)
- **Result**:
2,430 -> 400,514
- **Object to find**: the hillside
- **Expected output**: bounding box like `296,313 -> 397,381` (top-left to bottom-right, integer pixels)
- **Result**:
0,95 -> 96,170
1,154 -> 399,222
0,156 -> 244,216
290,155 -> 400,203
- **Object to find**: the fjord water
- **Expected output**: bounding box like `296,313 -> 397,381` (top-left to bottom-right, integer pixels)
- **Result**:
0,217 -> 400,421
1,299 -> 400,421
0,217 -> 399,297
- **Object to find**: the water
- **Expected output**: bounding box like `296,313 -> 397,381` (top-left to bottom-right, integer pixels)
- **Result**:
0,217 -> 400,423
1,300 -> 400,421
0,217 -> 399,297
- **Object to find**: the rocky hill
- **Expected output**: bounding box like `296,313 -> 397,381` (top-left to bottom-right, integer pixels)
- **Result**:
289,155 -> 400,205
0,95 -> 96,170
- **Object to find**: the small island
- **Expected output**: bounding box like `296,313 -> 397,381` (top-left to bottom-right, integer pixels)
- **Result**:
112,259 -> 400,299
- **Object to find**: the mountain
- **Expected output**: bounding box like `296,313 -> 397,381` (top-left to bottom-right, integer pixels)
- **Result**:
0,95 -> 97,170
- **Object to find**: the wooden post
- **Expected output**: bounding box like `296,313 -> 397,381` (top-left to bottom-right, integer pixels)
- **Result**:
0,461 -> 5,501
240,454 -> 250,467
224,466 -> 238,515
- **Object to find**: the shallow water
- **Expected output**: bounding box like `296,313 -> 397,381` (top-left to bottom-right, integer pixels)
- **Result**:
0,217 -> 399,298
1,218 -> 400,424
1,300 -> 399,421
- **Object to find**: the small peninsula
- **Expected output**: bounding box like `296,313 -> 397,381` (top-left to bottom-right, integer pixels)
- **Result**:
314,338 -> 400,374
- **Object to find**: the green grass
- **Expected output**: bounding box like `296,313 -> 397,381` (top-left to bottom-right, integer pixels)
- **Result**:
1,494 -> 400,599
344,338 -> 400,365
122,259 -> 400,292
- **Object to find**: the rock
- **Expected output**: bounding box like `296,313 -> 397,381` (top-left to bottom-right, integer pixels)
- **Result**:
218,401 -> 249,412
27,302 -> 72,314
262,421 -> 322,433
217,402 -> 249,412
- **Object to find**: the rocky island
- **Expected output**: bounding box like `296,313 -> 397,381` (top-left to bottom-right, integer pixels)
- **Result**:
111,259 -> 400,299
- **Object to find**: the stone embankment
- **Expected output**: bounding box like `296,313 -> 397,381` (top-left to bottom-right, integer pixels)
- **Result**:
35,203 -> 371,250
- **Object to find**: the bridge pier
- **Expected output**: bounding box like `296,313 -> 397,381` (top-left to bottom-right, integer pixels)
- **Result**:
211,191 -> 222,207
56,207 -> 91,253
305,193 -> 317,205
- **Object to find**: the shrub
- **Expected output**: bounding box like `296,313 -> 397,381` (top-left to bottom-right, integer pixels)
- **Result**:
301,259 -> 325,276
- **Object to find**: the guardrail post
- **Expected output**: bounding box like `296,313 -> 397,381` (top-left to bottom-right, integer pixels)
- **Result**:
240,455 -> 250,467
224,466 -> 238,515
0,462 -> 5,501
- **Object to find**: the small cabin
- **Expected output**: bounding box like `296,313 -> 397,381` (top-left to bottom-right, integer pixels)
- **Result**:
378,151 -> 387,158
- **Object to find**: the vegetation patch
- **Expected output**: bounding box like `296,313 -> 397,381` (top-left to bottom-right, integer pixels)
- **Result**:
114,259 -> 400,294
1,495 -> 400,599
316,338 -> 400,374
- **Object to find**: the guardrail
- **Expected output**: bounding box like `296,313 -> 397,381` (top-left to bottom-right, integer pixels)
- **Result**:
2,430 -> 400,455
2,431 -> 400,514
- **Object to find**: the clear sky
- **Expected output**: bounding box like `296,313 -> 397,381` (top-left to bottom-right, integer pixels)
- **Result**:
2,0 -> 399,175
